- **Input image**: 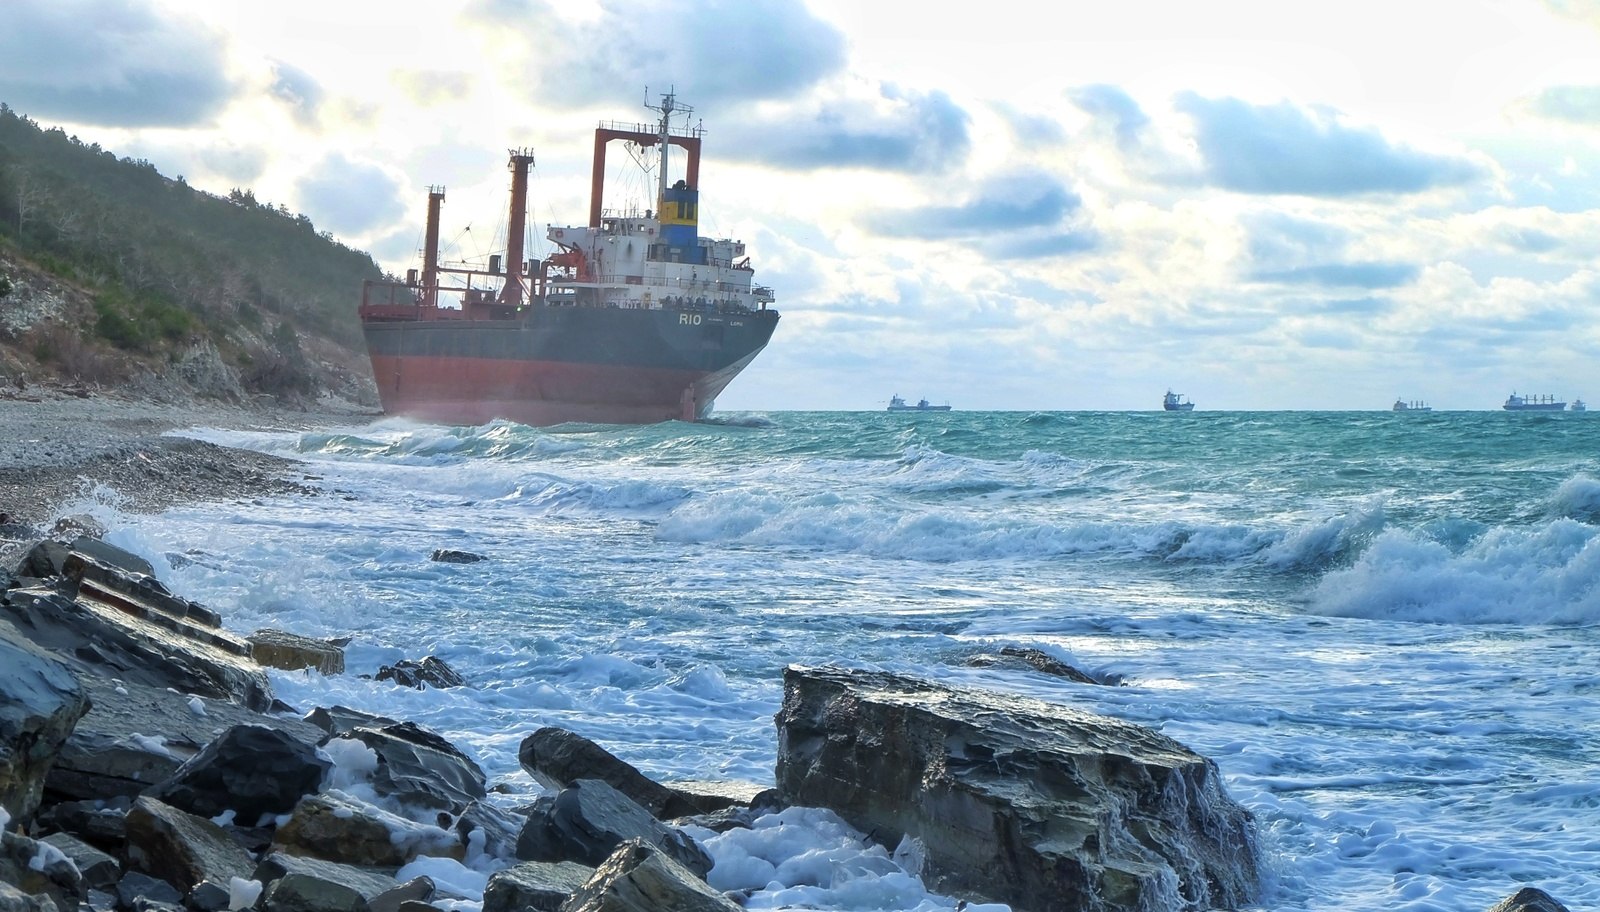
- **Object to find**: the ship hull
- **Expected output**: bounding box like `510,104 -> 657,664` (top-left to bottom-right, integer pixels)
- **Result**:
363,305 -> 778,426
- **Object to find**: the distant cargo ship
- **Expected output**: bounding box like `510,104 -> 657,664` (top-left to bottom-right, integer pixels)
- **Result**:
1503,393 -> 1565,411
888,395 -> 951,412
1572,399 -> 1587,412
359,93 -> 779,426
1392,399 -> 1432,412
1163,390 -> 1195,411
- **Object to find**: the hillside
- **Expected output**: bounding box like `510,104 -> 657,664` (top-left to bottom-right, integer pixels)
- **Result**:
0,103 -> 381,405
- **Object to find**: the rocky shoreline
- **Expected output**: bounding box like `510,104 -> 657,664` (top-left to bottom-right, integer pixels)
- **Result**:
0,391 -> 1577,912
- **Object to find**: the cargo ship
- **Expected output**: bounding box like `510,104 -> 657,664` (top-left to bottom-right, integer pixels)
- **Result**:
887,395 -> 951,412
358,94 -> 779,426
1163,390 -> 1195,411
1503,392 -> 1565,411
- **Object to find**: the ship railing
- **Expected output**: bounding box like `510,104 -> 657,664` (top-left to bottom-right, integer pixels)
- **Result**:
596,119 -> 703,140
558,274 -> 755,295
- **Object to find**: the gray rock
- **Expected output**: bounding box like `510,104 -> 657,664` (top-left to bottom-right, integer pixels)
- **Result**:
429,550 -> 485,564
46,675 -> 321,804
1,583 -> 270,712
518,728 -> 678,818
31,798 -> 130,851
14,540 -> 69,580
482,860 -> 594,912
254,852 -> 401,905
367,876 -> 435,912
123,796 -> 255,894
776,665 -> 1259,912
0,829 -> 84,908
966,646 -> 1116,686
0,622 -> 90,823
249,629 -> 345,676
115,872 -> 182,909
64,537 -> 155,578
1487,887 -> 1571,912
374,657 -> 466,690
144,723 -> 329,820
454,799 -> 526,860
561,840 -> 740,912
302,705 -> 402,739
0,881 -> 59,912
514,780 -> 711,879
187,879 -> 232,912
332,723 -> 485,815
39,832 -> 119,890
272,791 -> 461,868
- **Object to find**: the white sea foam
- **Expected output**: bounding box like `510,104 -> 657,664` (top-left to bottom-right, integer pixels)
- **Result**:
97,415 -> 1600,912
1307,520 -> 1600,625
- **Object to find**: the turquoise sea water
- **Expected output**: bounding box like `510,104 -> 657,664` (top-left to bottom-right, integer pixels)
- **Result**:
94,410 -> 1600,910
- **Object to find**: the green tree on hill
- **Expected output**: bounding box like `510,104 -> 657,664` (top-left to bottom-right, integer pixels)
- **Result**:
0,102 -> 382,401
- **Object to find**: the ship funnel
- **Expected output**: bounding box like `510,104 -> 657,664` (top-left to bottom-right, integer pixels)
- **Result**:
499,149 -> 535,307
422,186 -> 445,308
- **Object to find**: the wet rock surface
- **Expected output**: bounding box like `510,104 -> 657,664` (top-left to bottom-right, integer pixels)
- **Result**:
0,624 -> 89,822
776,665 -> 1260,912
562,840 -> 739,912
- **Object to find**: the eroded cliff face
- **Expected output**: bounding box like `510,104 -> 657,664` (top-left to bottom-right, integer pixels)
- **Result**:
775,665 -> 1259,912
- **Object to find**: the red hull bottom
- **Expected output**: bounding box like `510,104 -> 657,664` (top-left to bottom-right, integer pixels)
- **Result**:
368,352 -> 760,426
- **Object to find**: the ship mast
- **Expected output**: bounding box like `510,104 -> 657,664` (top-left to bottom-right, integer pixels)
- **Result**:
648,91 -> 692,202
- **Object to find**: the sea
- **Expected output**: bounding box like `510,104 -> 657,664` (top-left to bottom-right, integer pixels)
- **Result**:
79,409 -> 1600,911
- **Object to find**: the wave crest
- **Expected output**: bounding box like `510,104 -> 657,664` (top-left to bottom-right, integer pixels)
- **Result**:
1307,520 -> 1600,625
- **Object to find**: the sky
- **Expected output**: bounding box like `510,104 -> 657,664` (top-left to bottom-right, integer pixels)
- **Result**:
3,0 -> 1600,411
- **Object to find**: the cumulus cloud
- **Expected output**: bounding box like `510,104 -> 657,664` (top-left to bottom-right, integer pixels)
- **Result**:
1529,84 -> 1600,124
295,155 -> 406,236
0,0 -> 234,127
723,86 -> 971,173
1243,212 -> 1419,289
1068,84 -> 1150,148
1175,94 -> 1484,196
269,61 -> 323,127
468,0 -> 845,108
864,170 -> 1079,239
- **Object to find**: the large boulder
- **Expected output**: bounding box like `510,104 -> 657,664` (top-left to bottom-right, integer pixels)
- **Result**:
39,833 -> 119,891
0,828 -> 85,908
249,629 -> 345,676
0,623 -> 90,822
329,722 -> 485,815
144,723 -> 329,821
519,728 -> 678,818
775,666 -> 1259,912
561,840 -> 740,912
518,728 -> 751,821
481,860 -> 594,912
123,796 -> 255,894
374,657 -> 465,690
1488,888 -> 1571,912
272,791 -> 461,868
514,780 -> 710,879
1,582 -> 270,712
46,676 -> 322,803
253,852 -> 402,911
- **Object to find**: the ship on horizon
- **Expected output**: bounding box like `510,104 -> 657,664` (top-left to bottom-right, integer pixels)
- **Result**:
1503,392 -> 1566,411
1392,399 -> 1432,412
358,93 -> 779,426
1163,390 -> 1195,411
888,395 -> 951,412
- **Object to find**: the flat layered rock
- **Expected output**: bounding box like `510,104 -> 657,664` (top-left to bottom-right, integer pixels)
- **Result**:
776,665 -> 1259,912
